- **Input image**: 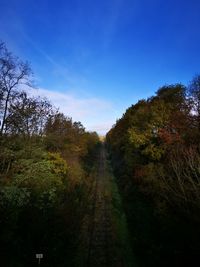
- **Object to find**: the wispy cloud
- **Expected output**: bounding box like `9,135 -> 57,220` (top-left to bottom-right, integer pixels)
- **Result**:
18,31 -> 87,86
1,18 -> 88,88
0,6 -> 122,135
29,88 -> 115,135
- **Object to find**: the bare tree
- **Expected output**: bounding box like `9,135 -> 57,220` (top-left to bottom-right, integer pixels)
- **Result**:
188,75 -> 200,130
0,42 -> 33,134
6,92 -> 53,136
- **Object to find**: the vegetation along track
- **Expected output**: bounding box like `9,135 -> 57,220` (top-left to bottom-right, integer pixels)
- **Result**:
79,143 -> 137,267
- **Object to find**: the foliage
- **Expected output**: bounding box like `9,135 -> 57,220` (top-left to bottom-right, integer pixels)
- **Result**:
0,42 -> 100,267
106,81 -> 200,266
0,41 -> 33,134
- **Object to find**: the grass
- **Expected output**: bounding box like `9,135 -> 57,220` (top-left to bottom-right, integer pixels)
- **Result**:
106,158 -> 138,267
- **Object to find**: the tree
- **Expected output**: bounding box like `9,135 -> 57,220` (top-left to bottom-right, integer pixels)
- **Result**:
0,42 -> 33,134
6,92 -> 53,136
188,74 -> 200,129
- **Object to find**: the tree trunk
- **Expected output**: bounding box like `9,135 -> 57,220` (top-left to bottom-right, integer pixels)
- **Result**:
0,89 -> 10,134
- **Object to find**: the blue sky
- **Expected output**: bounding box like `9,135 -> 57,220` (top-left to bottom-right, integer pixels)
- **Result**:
1,0 -> 200,134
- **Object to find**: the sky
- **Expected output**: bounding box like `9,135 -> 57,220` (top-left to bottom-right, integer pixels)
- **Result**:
1,0 -> 200,134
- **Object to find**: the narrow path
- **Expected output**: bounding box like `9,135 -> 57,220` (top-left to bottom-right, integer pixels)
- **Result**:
87,146 -> 116,267
79,144 -> 136,267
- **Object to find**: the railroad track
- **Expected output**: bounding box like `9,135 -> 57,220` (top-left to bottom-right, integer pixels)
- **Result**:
79,145 -> 126,267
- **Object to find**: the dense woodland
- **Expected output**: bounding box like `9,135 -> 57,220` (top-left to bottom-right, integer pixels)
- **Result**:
0,42 -> 100,266
106,79 -> 200,266
1,41 -> 200,267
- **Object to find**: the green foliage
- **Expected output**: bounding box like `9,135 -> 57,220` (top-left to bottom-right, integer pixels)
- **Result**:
129,127 -> 149,147
0,42 -> 101,267
142,143 -> 165,161
47,152 -> 69,178
0,134 -> 99,266
0,186 -> 30,208
106,81 -> 200,266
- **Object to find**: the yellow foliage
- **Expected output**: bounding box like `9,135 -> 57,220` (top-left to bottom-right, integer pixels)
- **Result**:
142,143 -> 165,160
128,128 -> 149,148
47,152 -> 69,176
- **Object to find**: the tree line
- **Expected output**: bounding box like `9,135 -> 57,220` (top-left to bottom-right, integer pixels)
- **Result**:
0,42 -> 100,267
106,78 -> 200,266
